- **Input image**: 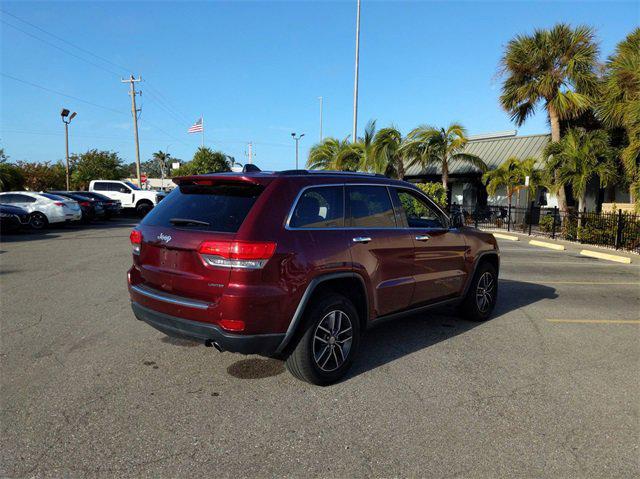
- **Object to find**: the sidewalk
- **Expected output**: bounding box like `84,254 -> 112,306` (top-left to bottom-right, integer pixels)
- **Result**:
480,228 -> 638,262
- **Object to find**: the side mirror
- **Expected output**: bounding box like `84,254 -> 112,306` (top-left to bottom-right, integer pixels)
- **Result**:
119,187 -> 130,194
450,211 -> 464,229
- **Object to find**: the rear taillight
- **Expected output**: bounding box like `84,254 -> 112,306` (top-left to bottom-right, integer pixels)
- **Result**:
54,202 -> 65,207
219,319 -> 245,332
79,201 -> 91,207
198,240 -> 276,269
130,229 -> 142,255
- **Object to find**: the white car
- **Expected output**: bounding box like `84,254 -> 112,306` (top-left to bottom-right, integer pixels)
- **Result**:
0,191 -> 82,229
88,180 -> 166,215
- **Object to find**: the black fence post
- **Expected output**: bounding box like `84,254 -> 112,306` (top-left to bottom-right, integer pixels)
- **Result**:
528,201 -> 534,236
615,208 -> 623,250
507,204 -> 511,232
551,206 -> 558,239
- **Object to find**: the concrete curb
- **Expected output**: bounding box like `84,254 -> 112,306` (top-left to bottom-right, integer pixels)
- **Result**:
580,249 -> 632,264
492,233 -> 519,241
529,239 -> 566,251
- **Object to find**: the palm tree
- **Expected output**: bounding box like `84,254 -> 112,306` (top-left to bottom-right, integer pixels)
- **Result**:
598,28 -> 640,203
152,150 -> 171,180
482,158 -> 523,209
500,24 -> 600,210
307,137 -> 362,171
402,123 -> 486,192
483,157 -> 545,209
362,127 -> 406,179
544,128 -> 617,216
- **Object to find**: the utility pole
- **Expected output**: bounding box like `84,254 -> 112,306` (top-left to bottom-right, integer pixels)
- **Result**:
122,75 -> 142,187
352,0 -> 361,143
291,133 -> 305,169
318,96 -> 323,142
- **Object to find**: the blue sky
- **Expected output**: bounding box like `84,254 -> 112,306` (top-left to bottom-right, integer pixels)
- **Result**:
1,1 -> 638,171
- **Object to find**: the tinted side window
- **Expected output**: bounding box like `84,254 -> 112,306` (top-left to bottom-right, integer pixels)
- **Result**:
14,194 -> 36,203
0,194 -> 17,203
290,186 -> 344,228
347,185 -> 396,228
110,183 -> 129,192
93,182 -> 109,191
395,188 -> 445,228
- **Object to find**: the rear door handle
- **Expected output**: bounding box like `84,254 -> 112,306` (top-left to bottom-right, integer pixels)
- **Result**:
415,235 -> 431,241
352,236 -> 372,244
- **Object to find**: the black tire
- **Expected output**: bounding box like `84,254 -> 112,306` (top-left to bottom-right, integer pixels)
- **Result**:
286,293 -> 360,386
136,201 -> 153,217
459,261 -> 498,322
28,212 -> 48,230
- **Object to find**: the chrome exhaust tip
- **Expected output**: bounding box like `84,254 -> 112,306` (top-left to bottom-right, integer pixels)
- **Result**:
205,339 -> 224,352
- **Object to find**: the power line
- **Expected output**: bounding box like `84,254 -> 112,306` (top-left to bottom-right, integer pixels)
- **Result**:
1,72 -> 127,115
0,9 -> 132,74
0,19 -> 123,78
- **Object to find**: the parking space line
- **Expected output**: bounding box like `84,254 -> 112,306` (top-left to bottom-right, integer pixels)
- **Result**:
501,279 -> 640,285
546,319 -> 640,324
501,260 -> 638,266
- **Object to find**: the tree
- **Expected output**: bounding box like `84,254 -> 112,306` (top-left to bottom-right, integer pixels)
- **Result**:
500,23 -> 600,210
544,129 -> 617,216
173,147 -> 232,176
152,150 -> 171,179
482,158 -> 524,209
402,123 -> 486,192
363,127 -> 406,179
482,157 -> 544,209
598,28 -> 640,203
71,149 -> 127,190
307,137 -> 362,171
13,161 -> 66,191
0,149 -> 25,191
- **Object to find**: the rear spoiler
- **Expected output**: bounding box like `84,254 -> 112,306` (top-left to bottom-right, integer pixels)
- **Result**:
172,174 -> 264,186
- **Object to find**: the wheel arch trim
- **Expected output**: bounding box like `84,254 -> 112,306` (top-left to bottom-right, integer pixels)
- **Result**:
462,250 -> 500,297
275,272 -> 369,354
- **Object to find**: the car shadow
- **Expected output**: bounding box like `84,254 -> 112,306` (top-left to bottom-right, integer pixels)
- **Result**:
0,218 -> 138,243
346,279 -> 558,381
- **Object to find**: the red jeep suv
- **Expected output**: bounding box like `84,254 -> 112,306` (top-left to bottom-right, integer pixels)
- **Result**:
128,170 -> 499,385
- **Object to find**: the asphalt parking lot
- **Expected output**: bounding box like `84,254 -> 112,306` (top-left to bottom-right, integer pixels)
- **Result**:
1,220 -> 639,478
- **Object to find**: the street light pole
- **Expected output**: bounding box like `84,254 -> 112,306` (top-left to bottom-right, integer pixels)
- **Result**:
352,0 -> 361,143
60,108 -> 76,191
291,132 -> 305,169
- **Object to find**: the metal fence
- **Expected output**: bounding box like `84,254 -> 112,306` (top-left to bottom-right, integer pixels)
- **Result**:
457,203 -> 640,253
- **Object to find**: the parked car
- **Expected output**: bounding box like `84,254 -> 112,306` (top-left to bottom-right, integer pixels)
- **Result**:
72,191 -> 122,219
128,170 -> 499,385
50,191 -> 105,222
0,204 -> 30,232
89,180 -> 165,216
0,192 -> 82,229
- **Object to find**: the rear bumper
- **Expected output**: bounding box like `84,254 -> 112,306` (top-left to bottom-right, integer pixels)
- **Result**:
131,302 -> 285,356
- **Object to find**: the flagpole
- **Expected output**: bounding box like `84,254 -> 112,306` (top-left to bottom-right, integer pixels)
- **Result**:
201,114 -> 204,147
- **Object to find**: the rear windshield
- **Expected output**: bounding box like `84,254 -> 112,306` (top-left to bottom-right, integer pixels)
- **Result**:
141,182 -> 263,232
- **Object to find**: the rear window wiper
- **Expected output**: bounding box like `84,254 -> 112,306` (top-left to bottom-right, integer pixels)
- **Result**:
169,218 -> 211,227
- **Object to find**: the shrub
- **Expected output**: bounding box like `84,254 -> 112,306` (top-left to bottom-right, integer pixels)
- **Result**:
415,182 -> 447,209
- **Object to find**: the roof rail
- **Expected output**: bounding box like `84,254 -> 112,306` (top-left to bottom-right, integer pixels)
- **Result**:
279,169 -> 386,178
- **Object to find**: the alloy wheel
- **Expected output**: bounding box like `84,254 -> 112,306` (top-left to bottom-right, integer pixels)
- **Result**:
312,310 -> 353,372
475,271 -> 495,313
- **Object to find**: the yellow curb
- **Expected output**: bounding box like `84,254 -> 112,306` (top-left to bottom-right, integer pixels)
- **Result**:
529,239 -> 565,251
547,319 -> 640,324
580,249 -> 632,264
492,233 -> 519,241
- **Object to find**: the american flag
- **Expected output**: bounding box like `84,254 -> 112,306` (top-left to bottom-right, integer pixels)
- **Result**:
188,117 -> 203,133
